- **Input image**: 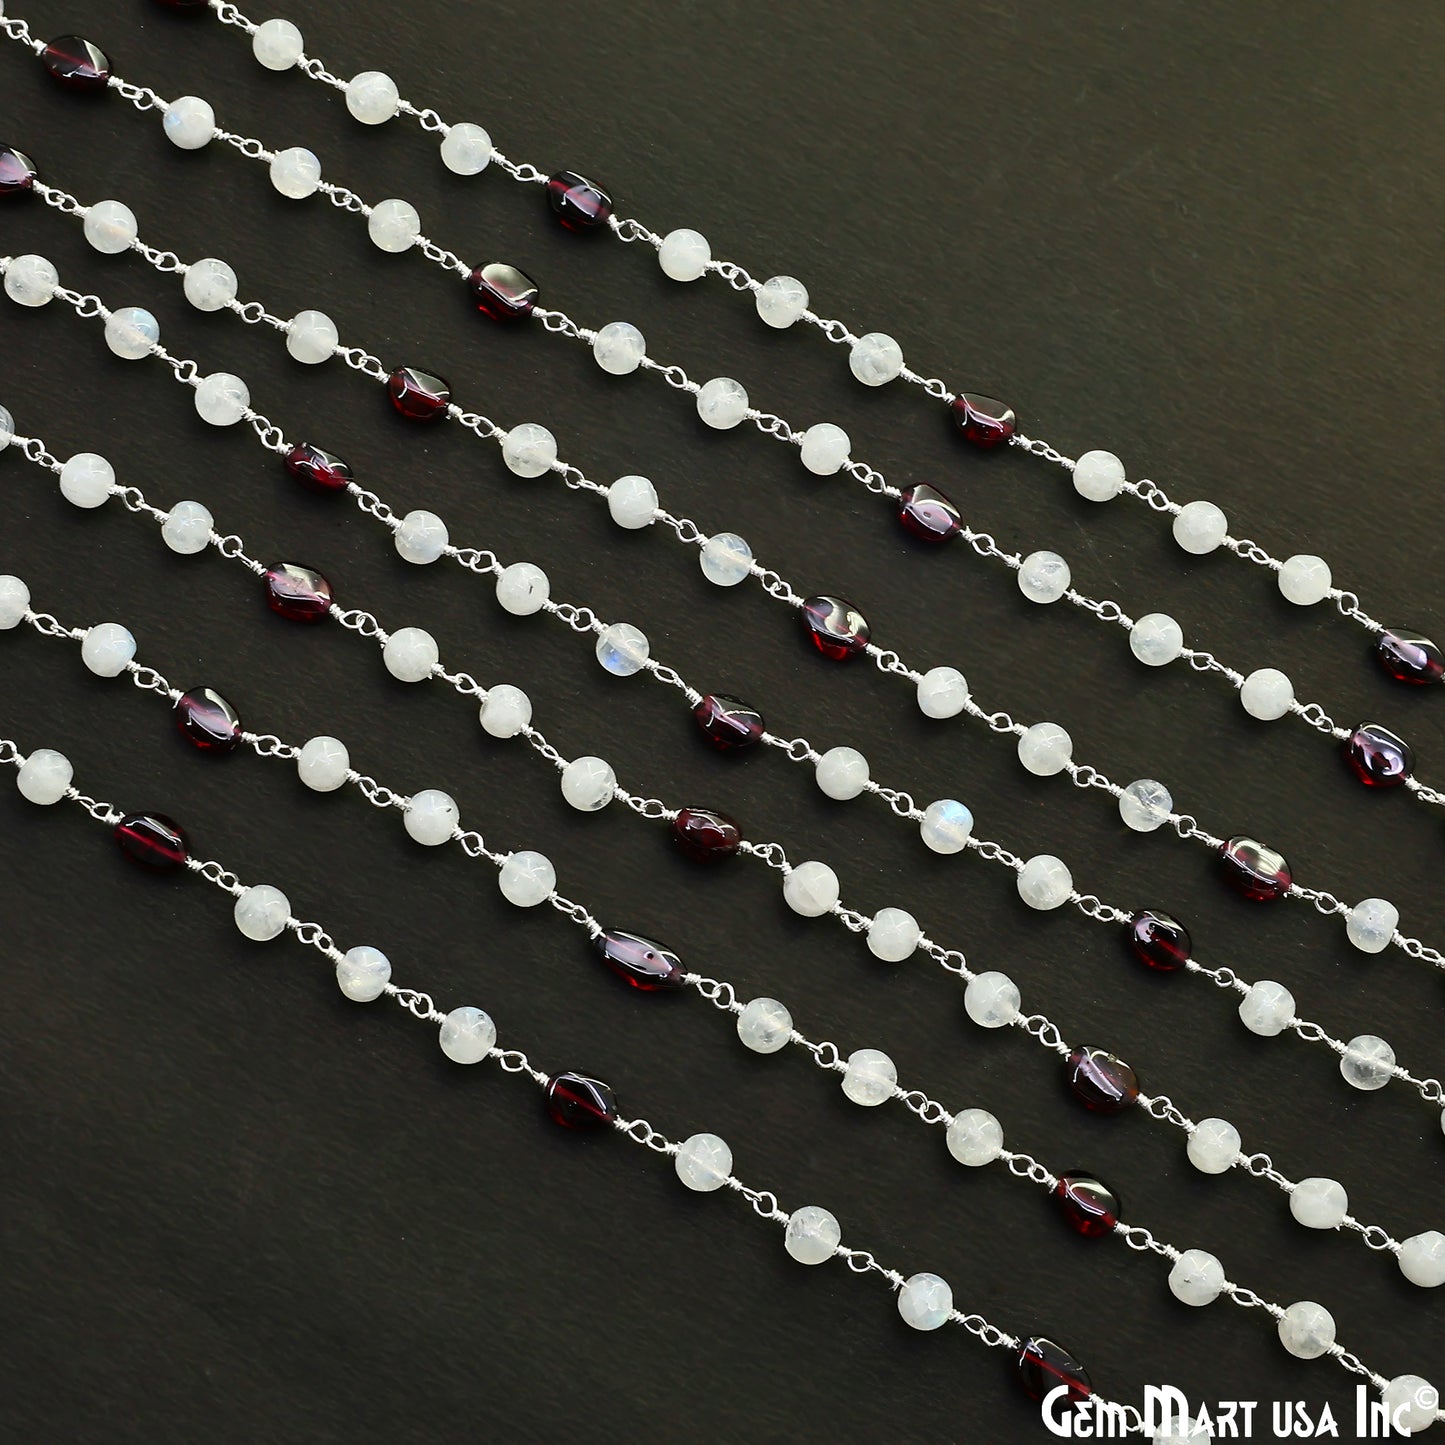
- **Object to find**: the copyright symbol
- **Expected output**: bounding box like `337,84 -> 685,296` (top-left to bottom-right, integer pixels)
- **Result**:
1416,1384 -> 1440,1412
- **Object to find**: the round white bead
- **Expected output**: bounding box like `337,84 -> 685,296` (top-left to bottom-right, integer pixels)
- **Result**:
799,423 -> 851,475
699,532 -> 753,586
674,1133 -> 732,1191
1340,1034 -> 1396,1091
0,575 -> 31,628
964,971 -> 1021,1028
1017,550 -> 1071,604
1187,1118 -> 1242,1174
1290,1176 -> 1348,1229
404,789 -> 458,846
345,70 -> 399,124
1382,1375 -> 1438,1434
3,253 -> 58,306
495,561 -> 550,615
0,406 -> 11,446
83,199 -> 138,254
897,1273 -> 952,1330
1239,667 -> 1294,720
815,745 -> 869,800
1278,553 -> 1332,606
269,146 -> 322,199
1168,1248 -> 1225,1306
1119,778 -> 1173,832
1277,1300 -> 1335,1358
104,306 -> 160,361
1400,1231 -> 1445,1289
498,850 -> 555,907
382,626 -> 439,681
1017,721 -> 1072,776
59,452 -> 114,509
867,907 -> 920,962
658,228 -> 711,281
297,735 -> 350,792
252,17 -> 303,70
592,321 -> 646,375
194,372 -> 250,426
782,860 -> 839,917
16,748 -> 72,805
920,798 -> 973,854
439,122 -> 492,175
595,621 -> 650,676
161,499 -> 214,554
1238,979 -> 1294,1036
607,474 -> 657,528
784,1205 -> 840,1264
849,331 -> 903,386
394,509 -> 448,565
285,309 -> 338,364
367,197 -> 421,253
438,1005 -> 496,1063
737,997 -> 792,1053
234,884 -> 290,941
1130,611 -> 1184,666
1017,854 -> 1072,910
1072,449 -> 1125,501
841,1048 -> 896,1106
1347,896 -> 1399,953
755,274 -> 808,328
183,257 -> 238,312
946,1108 -> 1003,1166
479,684 -> 531,738
696,376 -> 749,428
560,756 -> 616,811
81,622 -> 135,677
336,945 -> 390,1002
1172,500 -> 1228,554
916,666 -> 968,718
501,423 -> 557,477
162,95 -> 216,150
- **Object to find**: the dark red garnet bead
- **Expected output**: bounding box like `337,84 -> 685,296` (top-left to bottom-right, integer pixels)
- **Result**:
113,812 -> 189,871
284,442 -> 352,494
897,484 -> 962,543
950,392 -> 1017,449
597,929 -> 687,990
1344,721 -> 1413,787
1128,909 -> 1191,972
1376,629 -> 1444,686
41,36 -> 112,90
264,562 -> 334,623
387,366 -> 452,422
0,146 -> 38,197
1220,835 -> 1292,901
174,687 -> 242,753
672,807 -> 742,862
544,1072 -> 618,1129
801,594 -> 871,660
469,262 -> 539,322
1016,1336 -> 1093,1404
693,693 -> 765,753
1065,1047 -> 1139,1113
1054,1173 -> 1122,1238
546,171 -> 613,231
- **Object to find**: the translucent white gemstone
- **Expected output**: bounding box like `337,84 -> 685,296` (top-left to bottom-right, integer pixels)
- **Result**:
1340,1034 -> 1396,1091
1238,979 -> 1294,1036
607,474 -> 657,528
394,509 -> 448,564
16,748 -> 72,805
964,971 -> 1021,1028
916,665 -> 968,718
1168,1248 -> 1225,1306
1277,1299 -> 1335,1358
1119,778 -> 1173,832
286,309 -> 339,364
382,626 -> 439,681
697,376 -> 749,428
1130,612 -> 1184,666
81,622 -> 135,677
1172,499 -> 1228,554
755,274 -> 808,328
784,1205 -> 840,1264
1187,1118 -> 1241,1174
479,684 -> 531,738
501,423 -> 558,477
83,199 -> 138,254
1072,449 -> 1125,501
439,122 -> 493,174
1400,1231 -> 1445,1289
59,452 -> 114,509
841,1048 -> 896,1106
346,70 -> 399,124
183,257 -> 238,312
737,997 -> 792,1053
336,945 -> 391,1002
867,907 -> 920,962
799,423 -> 851,475
498,850 -> 555,907
0,575 -> 31,628
404,789 -> 458,846
297,735 -> 350,791
849,332 -> 903,386
252,17 -> 303,70
592,321 -> 647,375
161,499 -> 213,554
194,372 -> 250,426
1347,897 -> 1399,953
946,1108 -> 1003,1166
1239,667 -> 1294,720
815,745 -> 869,800
495,561 -> 550,615
439,1005 -> 497,1063
104,306 -> 160,360
595,621 -> 650,676
1017,721 -> 1072,776
0,405 -> 11,445
658,228 -> 711,281
920,798 -> 973,854
162,95 -> 216,150
1017,550 -> 1071,603
234,884 -> 290,941
368,197 -> 421,253
1017,854 -> 1072,910
782,860 -> 839,917
560,756 -> 616,811
699,532 -> 753,586
1278,553 -> 1332,605
674,1132 -> 732,1191
4,253 -> 58,306
897,1272 -> 952,1330
1290,1176 -> 1347,1229
1382,1374 -> 1438,1434
270,146 -> 322,198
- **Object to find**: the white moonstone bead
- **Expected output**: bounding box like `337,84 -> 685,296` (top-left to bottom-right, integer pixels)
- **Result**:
439,1005 -> 496,1063
1130,611 -> 1184,666
815,746 -> 869,800
658,228 -> 711,281
849,331 -> 903,386
297,735 -> 350,792
495,561 -> 550,615
501,423 -> 557,477
674,1133 -> 732,1191
270,146 -> 322,199
161,499 -> 213,554
1400,1232 -> 1445,1289
346,70 -> 399,124
4,253 -> 58,306
81,622 -> 135,677
897,1273 -> 952,1330
964,971 -> 1021,1028
1168,1248 -> 1225,1306
59,452 -> 114,509
1347,897 -> 1399,953
596,622 -> 650,676
234,884 -> 290,941
194,372 -> 250,426
336,945 -> 390,1002
1382,1374 -> 1438,1434
1238,979 -> 1294,1036
737,997 -> 792,1053
1119,777 -> 1173,832
1017,550 -> 1071,603
867,907 -> 920,962
699,532 -> 753,586
394,509 -> 448,564
382,626 -> 439,681
1278,553 -> 1332,605
697,376 -> 749,428
83,199 -> 138,254
592,321 -> 646,375
784,1206 -> 840,1264
1187,1118 -> 1242,1174
104,306 -> 160,360
16,748 -> 72,805
183,257 -> 238,312
404,789 -> 458,846
252,17 -> 303,70
498,850 -> 555,907
1340,1034 -> 1396,1091
1277,1300 -> 1335,1358
1072,449 -> 1125,501
841,1048 -> 896,1106
920,798 -> 973,854
1172,499 -> 1228,554
560,756 -> 616,811
0,406 -> 11,445
1239,667 -> 1294,720
1018,721 -> 1072,776
755,274 -> 808,328
1017,854 -> 1072,910
607,474 -> 657,528
368,197 -> 421,253
479,684 -> 531,738
439,122 -> 493,174
286,309 -> 339,364
0,575 -> 30,628
782,860 -> 839,917
1290,1176 -> 1347,1229
162,95 -> 216,150
917,666 -> 969,718
799,423 -> 851,475
946,1108 -> 1003,1166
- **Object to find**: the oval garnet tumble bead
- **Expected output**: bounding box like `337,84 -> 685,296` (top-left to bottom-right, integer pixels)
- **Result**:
469,262 -> 539,322
114,812 -> 189,870
0,146 -> 38,197
264,562 -> 334,622
597,929 -> 687,990
284,442 -> 352,494
174,687 -> 242,753
950,392 -> 1017,449
1016,1336 -> 1093,1403
897,483 -> 962,543
1344,721 -> 1413,787
801,594 -> 871,660
672,807 -> 742,862
1054,1173 -> 1121,1238
1220,835 -> 1292,901
1376,629 -> 1444,686
41,36 -> 112,90
693,693 -> 765,753
1128,909 -> 1191,972
544,1072 -> 618,1129
387,366 -> 452,422
1065,1047 -> 1139,1113
546,170 -> 613,231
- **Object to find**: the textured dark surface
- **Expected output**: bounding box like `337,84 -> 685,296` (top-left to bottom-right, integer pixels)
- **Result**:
1,3 -> 1443,1441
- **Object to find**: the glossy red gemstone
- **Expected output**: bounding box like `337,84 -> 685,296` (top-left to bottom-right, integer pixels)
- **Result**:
950,392 -> 1016,449
0,146 -> 38,197
672,807 -> 742,862
1344,721 -> 1413,787
113,812 -> 189,870
1016,1336 -> 1093,1403
387,366 -> 452,422
41,36 -> 112,90
469,262 -> 539,322
264,562 -> 334,622
897,483 -> 962,543
1128,909 -> 1191,972
1054,1173 -> 1121,1238
597,929 -> 687,990
801,594 -> 871,660
693,693 -> 765,753
544,1071 -> 618,1128
1220,835 -> 1292,901
284,441 -> 352,494
1065,1047 -> 1139,1113
546,170 -> 612,231
1376,630 -> 1444,686
174,687 -> 241,753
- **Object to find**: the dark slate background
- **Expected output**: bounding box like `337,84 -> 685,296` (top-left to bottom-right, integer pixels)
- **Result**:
1,2 -> 1443,1441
